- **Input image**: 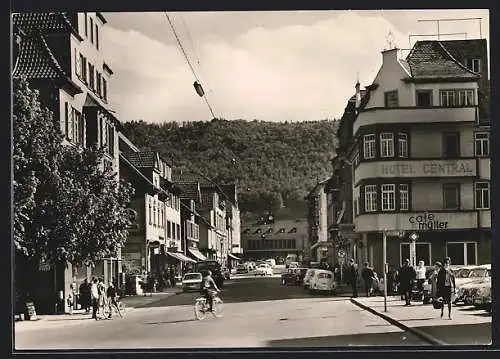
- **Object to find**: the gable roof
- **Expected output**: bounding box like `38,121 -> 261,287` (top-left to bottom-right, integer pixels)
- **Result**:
124,151 -> 157,169
405,41 -> 479,80
12,12 -> 82,40
13,32 -> 68,80
175,181 -> 202,204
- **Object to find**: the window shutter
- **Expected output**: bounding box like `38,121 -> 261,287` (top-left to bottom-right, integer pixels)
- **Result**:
67,107 -> 73,140
75,50 -> 81,77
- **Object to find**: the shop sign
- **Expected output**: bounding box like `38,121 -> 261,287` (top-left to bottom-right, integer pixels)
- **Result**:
408,212 -> 448,230
380,160 -> 475,177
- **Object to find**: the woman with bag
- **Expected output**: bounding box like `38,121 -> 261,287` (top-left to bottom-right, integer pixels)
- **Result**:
436,257 -> 456,319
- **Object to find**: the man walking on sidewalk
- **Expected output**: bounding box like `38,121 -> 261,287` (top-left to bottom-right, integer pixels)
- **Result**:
90,278 -> 99,319
437,257 -> 456,319
398,259 -> 416,306
361,262 -> 375,297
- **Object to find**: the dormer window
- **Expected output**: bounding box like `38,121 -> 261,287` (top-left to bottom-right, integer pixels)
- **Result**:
267,228 -> 273,234
466,58 -> 481,73
279,228 -> 285,233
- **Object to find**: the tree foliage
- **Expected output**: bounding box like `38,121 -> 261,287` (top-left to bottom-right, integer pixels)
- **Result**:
13,78 -> 134,267
122,118 -> 338,220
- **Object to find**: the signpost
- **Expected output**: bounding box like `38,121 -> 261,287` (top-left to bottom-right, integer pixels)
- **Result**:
409,232 -> 419,268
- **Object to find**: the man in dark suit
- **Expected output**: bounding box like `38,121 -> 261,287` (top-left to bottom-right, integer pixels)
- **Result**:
398,259 -> 416,306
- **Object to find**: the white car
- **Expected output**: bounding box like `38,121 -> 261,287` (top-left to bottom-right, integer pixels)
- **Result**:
254,264 -> 273,276
182,272 -> 203,292
454,265 -> 491,304
309,269 -> 337,294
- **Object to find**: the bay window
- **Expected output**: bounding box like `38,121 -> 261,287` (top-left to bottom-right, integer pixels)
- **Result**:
381,184 -> 396,211
398,133 -> 408,158
475,182 -> 490,209
363,134 -> 376,159
474,132 -> 489,157
364,185 -> 377,212
399,184 -> 409,211
380,133 -> 394,158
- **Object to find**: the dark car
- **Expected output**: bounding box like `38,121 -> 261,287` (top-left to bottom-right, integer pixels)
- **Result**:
281,267 -> 308,286
195,260 -> 224,288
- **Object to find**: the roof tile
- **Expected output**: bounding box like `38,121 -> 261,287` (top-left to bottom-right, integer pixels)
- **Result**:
124,152 -> 156,168
13,12 -> 77,35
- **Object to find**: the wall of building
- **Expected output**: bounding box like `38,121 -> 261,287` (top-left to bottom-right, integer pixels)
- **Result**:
410,124 -> 474,158
411,179 -> 474,211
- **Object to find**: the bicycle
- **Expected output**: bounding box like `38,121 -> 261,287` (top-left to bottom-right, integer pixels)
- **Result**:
100,297 -> 126,319
194,291 -> 223,320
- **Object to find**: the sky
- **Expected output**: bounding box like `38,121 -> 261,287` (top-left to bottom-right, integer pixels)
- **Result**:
102,9 -> 489,124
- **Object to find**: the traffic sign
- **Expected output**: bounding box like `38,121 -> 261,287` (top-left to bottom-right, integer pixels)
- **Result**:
409,232 -> 419,241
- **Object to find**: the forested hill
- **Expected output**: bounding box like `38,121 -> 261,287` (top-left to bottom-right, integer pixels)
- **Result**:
121,118 -> 338,220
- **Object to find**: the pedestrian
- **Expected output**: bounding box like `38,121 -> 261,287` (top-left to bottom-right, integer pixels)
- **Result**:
79,279 -> 91,313
398,259 -> 416,306
436,257 -> 456,319
430,261 -> 441,301
90,278 -> 99,319
361,262 -> 375,297
97,278 -> 106,319
106,281 -> 118,319
67,290 -> 74,315
387,265 -> 395,295
416,260 -> 426,295
347,259 -> 358,298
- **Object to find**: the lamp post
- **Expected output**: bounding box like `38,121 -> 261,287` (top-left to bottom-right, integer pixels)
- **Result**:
409,232 -> 419,268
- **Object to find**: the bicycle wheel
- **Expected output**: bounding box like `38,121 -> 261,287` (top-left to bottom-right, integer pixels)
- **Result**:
194,299 -> 206,321
212,297 -> 223,318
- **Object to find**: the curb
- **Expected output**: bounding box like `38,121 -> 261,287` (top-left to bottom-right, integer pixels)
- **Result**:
350,298 -> 446,346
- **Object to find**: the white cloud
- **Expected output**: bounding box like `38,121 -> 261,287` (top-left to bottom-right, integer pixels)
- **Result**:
102,11 -> 453,123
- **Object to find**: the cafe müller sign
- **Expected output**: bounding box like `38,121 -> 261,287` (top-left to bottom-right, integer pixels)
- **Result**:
409,212 -> 449,230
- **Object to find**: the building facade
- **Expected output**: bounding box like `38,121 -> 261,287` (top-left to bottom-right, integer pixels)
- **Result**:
241,219 -> 309,262
13,12 -> 121,314
348,40 -> 490,274
306,180 -> 331,262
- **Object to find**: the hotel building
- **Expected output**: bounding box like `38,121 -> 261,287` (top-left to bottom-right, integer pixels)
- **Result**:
346,40 -> 490,273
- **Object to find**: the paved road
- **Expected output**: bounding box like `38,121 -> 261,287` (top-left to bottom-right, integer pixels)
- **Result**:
15,276 -> 429,349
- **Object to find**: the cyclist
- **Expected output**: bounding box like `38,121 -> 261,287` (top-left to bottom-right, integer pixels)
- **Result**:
200,270 -> 220,312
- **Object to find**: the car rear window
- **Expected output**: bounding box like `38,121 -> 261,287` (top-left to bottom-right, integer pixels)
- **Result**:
184,274 -> 201,280
318,273 -> 332,279
455,268 -> 471,278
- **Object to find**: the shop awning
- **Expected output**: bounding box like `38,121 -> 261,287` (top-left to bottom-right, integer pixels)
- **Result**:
228,253 -> 242,261
188,248 -> 207,261
167,251 -> 197,263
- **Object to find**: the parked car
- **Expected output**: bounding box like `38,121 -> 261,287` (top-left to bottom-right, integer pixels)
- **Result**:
221,267 -> 231,280
471,279 -> 492,311
255,263 -> 273,276
309,269 -> 337,294
182,272 -> 203,292
303,269 -> 316,289
265,259 -> 276,268
454,265 -> 491,304
236,264 -> 248,274
288,261 -> 299,269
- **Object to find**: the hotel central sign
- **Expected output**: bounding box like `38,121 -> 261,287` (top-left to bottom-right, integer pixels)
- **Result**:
379,159 -> 476,178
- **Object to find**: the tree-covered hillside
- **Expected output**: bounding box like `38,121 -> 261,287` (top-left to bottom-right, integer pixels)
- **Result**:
121,118 -> 338,219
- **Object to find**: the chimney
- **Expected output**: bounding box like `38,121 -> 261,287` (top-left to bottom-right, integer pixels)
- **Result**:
355,81 -> 361,109
381,47 -> 399,65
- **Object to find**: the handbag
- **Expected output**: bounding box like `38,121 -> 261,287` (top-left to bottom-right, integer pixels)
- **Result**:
432,297 -> 444,309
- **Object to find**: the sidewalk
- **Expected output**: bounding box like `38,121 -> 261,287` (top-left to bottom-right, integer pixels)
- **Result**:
14,289 -> 178,332
351,296 -> 492,345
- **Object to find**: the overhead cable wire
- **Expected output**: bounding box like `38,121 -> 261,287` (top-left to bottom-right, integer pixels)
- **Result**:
164,12 -> 217,119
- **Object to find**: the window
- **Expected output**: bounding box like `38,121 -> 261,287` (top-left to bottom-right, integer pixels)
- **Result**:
88,63 -> 95,90
71,108 -> 84,145
398,133 -> 408,158
475,182 -> 490,209
153,202 -> 157,226
90,17 -> 94,43
106,122 -> 114,156
400,242 -> 431,267
167,220 -> 171,238
64,102 -> 70,138
84,13 -> 88,36
148,200 -> 152,225
384,90 -> 399,107
416,90 -> 432,107
172,222 -> 176,239
474,132 -> 489,157
96,72 -> 101,96
446,242 -> 477,265
440,89 -> 474,107
363,134 -> 376,159
466,58 -> 481,73
102,78 -> 108,102
443,183 -> 460,210
443,132 -> 460,158
399,184 -> 409,211
457,90 -> 474,106
364,185 -> 377,212
381,184 -> 396,211
95,24 -> 99,49
79,55 -> 87,82
440,90 -> 455,107
380,133 -> 394,158
75,50 -> 81,77
177,224 -> 181,240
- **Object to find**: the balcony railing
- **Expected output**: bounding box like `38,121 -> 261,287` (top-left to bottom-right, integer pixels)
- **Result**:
353,106 -> 477,135
354,158 -> 477,184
